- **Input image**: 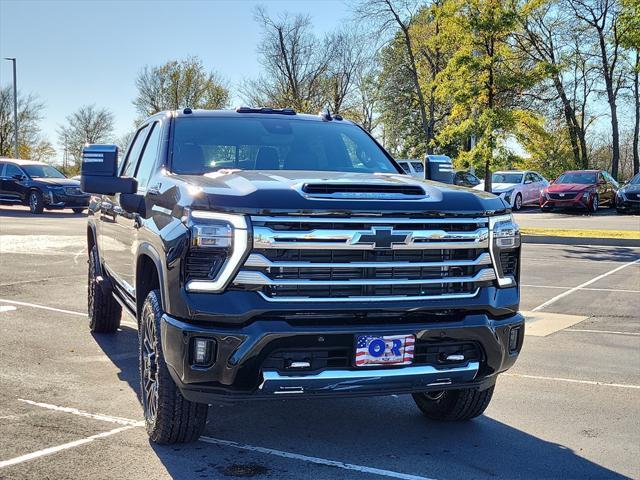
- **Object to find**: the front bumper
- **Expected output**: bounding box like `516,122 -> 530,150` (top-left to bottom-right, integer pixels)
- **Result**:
616,196 -> 640,212
161,311 -> 525,402
540,196 -> 590,210
45,191 -> 90,208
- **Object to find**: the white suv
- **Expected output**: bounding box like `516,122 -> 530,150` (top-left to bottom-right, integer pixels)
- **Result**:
396,159 -> 425,179
474,170 -> 549,210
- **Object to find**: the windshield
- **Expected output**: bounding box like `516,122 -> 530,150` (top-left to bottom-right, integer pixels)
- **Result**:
23,165 -> 66,179
171,117 -> 399,175
492,172 -> 523,184
629,173 -> 640,185
556,172 -> 596,185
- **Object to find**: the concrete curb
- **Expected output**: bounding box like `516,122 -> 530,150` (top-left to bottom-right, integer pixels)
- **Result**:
523,234 -> 640,248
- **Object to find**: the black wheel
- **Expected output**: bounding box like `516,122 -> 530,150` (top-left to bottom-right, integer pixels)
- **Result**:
139,289 -> 208,444
88,246 -> 121,333
412,385 -> 494,421
590,194 -> 599,213
513,193 -> 523,211
72,208 -> 85,214
28,190 -> 44,214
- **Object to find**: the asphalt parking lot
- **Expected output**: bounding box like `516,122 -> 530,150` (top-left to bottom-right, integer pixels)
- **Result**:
1,205 -> 639,480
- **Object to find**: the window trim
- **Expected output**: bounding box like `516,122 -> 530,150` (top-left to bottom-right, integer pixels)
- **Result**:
120,123 -> 151,177
133,121 -> 162,189
5,163 -> 26,179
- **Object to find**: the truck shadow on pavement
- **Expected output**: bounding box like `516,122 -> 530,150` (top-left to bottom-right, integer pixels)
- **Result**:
561,245 -> 640,263
92,326 -> 629,480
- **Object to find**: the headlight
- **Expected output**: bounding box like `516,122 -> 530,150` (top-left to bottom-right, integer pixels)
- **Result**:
184,210 -> 249,293
489,214 -> 520,287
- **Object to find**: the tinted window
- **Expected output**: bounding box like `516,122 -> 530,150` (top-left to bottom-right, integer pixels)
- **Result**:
171,117 -> 398,175
135,123 -> 162,188
398,162 -> 411,173
556,172 -> 596,185
122,125 -> 150,177
411,162 -> 424,173
22,164 -> 65,178
466,173 -> 480,185
492,172 -> 523,184
5,164 -> 24,178
0,162 -> 6,176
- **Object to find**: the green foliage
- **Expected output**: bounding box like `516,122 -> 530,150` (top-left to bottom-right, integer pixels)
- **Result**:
133,56 -> 229,118
433,0 -> 536,185
620,0 -> 640,51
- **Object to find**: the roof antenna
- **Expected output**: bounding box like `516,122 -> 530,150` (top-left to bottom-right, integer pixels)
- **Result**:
319,107 -> 332,122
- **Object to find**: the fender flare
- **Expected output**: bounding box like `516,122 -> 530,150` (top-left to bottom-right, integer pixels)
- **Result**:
136,242 -> 169,313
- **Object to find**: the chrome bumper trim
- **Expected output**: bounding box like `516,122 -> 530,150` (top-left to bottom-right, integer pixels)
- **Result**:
234,268 -> 496,287
251,215 -> 489,224
259,362 -> 480,394
255,289 -> 481,302
244,252 -> 492,269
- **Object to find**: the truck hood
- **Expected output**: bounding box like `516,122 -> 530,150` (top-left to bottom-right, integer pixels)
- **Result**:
171,170 -> 507,216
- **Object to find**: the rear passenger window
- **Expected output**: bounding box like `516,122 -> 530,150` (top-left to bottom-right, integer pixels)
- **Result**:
135,122 -> 162,189
412,162 -> 424,173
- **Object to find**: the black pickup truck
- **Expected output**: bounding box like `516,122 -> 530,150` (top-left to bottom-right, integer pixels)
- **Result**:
80,108 -> 524,444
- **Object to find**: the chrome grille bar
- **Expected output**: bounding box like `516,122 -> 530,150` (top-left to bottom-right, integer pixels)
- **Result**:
252,216 -> 488,224
244,252 -> 492,269
253,226 -> 489,250
233,268 -> 496,287
255,290 -> 481,303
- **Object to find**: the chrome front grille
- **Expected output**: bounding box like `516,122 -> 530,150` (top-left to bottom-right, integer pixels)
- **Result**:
233,216 -> 495,302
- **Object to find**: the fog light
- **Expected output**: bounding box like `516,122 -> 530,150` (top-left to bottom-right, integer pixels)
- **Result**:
509,327 -> 520,353
192,338 -> 215,366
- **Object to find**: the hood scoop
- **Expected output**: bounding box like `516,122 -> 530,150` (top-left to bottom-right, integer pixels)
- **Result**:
301,183 -> 427,200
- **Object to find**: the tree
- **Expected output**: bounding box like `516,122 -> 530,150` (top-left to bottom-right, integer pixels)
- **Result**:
58,105 -> 114,167
0,86 -> 51,160
568,0 -> 626,179
515,2 -> 598,169
133,57 -> 229,117
354,0 -> 434,151
620,0 -> 640,174
435,0 -> 536,191
242,8 -> 330,112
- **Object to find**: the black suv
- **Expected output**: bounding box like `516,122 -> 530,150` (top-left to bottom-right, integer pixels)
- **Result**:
81,108 -> 524,444
0,159 -> 89,214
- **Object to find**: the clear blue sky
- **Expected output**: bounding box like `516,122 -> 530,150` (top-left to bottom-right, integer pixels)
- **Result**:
0,0 -> 351,159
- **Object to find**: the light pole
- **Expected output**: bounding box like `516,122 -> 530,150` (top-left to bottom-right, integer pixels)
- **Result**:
4,57 -> 18,158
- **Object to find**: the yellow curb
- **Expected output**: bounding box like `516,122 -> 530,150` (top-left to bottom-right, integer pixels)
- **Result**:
521,227 -> 640,240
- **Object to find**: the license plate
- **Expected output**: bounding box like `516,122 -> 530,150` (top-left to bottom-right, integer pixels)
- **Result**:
355,335 -> 415,367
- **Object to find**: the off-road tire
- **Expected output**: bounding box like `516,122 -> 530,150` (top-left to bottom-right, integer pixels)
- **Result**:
139,289 -> 208,444
88,246 -> 121,333
72,208 -> 85,214
513,193 -> 523,211
28,190 -> 44,214
412,385 -> 495,421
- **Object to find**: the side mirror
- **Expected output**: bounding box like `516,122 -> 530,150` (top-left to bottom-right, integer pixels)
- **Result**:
598,179 -> 606,185
524,179 -> 532,184
12,174 -> 24,181
80,144 -> 137,195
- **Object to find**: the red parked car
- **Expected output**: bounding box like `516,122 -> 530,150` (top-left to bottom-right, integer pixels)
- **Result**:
540,170 -> 619,213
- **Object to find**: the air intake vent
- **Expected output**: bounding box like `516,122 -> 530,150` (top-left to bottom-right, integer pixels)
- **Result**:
301,183 -> 425,199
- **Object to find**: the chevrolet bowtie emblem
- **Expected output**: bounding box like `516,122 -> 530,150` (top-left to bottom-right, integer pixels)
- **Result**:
352,227 -> 411,249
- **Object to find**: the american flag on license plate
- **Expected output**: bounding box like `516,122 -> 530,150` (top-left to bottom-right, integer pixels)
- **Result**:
355,335 -> 415,366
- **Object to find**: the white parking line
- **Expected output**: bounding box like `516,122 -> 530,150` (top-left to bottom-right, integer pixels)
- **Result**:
0,424 -> 139,469
504,373 -> 640,390
522,284 -> 640,294
564,328 -> 640,337
0,299 -> 85,317
0,305 -> 17,313
17,399 -> 436,480
18,399 -> 140,426
200,436 -> 436,480
531,258 -> 640,311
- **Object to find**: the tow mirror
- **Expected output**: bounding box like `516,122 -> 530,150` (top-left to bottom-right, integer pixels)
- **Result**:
80,144 -> 137,195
